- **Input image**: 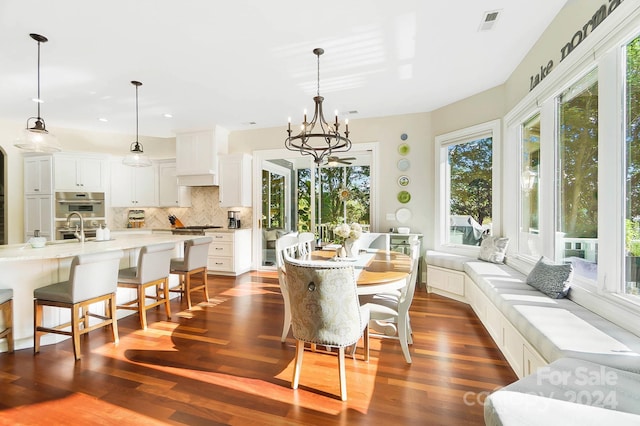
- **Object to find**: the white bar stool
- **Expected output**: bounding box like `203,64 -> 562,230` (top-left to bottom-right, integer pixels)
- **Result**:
117,242 -> 175,330
169,236 -> 212,309
33,250 -> 124,360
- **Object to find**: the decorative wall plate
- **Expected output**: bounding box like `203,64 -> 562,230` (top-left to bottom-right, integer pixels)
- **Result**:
398,175 -> 410,187
397,190 -> 411,204
397,158 -> 410,171
395,207 -> 411,223
398,143 -> 410,156
400,133 -> 408,141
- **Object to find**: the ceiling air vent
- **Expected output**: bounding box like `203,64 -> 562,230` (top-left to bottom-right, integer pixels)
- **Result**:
479,9 -> 501,32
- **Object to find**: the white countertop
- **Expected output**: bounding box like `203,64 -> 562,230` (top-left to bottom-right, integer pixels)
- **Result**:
0,234 -> 192,262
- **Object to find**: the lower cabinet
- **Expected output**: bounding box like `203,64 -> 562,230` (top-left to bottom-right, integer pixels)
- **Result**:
426,265 -> 465,301
205,229 -> 251,276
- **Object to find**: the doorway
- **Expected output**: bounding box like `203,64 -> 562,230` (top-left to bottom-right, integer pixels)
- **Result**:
253,143 -> 378,270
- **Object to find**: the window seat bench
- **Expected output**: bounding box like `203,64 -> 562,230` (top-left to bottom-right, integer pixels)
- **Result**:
426,250 -> 640,424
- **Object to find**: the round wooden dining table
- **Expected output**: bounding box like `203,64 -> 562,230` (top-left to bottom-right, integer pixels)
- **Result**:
308,250 -> 412,295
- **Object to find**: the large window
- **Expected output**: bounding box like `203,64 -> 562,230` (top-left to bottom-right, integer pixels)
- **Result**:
625,34 -> 640,296
519,114 -> 541,257
436,120 -> 499,250
556,69 -> 599,281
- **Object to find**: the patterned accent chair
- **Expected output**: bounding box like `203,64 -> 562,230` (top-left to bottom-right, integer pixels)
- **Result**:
284,257 -> 370,401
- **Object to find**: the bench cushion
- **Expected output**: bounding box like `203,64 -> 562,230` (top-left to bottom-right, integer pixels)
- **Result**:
464,259 -> 640,373
426,250 -> 473,272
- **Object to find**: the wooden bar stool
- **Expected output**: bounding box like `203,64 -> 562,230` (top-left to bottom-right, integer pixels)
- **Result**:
0,289 -> 14,353
117,242 -> 175,330
169,236 -> 212,309
33,250 -> 124,360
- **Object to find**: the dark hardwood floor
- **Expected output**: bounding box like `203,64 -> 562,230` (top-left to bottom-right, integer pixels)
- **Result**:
0,272 -> 517,425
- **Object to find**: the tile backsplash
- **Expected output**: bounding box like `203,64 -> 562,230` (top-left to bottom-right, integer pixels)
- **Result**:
109,186 -> 252,229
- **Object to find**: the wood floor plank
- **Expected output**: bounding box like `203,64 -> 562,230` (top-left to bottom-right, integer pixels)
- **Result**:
0,271 -> 518,424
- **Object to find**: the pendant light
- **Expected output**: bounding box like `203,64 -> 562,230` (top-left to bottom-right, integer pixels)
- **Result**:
14,33 -> 62,153
123,80 -> 152,167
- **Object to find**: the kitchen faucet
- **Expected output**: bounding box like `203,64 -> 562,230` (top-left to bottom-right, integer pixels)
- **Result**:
66,212 -> 85,242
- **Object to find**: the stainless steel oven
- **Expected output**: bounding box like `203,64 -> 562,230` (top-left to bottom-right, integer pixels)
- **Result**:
55,192 -> 105,219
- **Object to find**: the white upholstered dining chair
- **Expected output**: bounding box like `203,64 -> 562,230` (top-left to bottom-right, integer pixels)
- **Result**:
360,239 -> 420,363
297,232 -> 315,256
284,256 -> 370,401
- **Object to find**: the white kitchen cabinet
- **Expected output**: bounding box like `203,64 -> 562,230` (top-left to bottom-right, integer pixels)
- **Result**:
24,156 -> 53,195
53,153 -> 107,192
175,126 -> 229,186
157,160 -> 191,207
205,229 -> 251,276
219,153 -> 252,207
109,159 -> 158,207
24,194 -> 53,241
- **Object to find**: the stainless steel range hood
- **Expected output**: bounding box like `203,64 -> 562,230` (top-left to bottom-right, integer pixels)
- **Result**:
175,125 -> 229,186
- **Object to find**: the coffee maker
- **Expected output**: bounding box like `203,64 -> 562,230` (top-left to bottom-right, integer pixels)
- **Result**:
228,211 -> 240,229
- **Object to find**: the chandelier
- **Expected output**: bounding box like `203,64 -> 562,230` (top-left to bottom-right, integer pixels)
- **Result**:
14,33 -> 62,153
122,81 -> 152,167
285,48 -> 351,165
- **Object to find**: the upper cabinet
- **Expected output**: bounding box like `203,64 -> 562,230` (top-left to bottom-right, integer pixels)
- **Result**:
24,156 -> 53,195
53,153 -> 107,192
109,159 -> 158,207
219,153 -> 252,207
157,160 -> 192,207
175,126 -> 229,186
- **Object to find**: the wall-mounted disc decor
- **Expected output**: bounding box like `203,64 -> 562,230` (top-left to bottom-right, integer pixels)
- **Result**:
398,143 -> 410,156
397,190 -> 411,204
400,133 -> 408,141
395,207 -> 411,223
398,175 -> 410,187
397,158 -> 410,171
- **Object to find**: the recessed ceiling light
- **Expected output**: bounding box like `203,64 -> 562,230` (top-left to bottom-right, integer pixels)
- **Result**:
98,118 -> 108,122
163,113 -> 173,118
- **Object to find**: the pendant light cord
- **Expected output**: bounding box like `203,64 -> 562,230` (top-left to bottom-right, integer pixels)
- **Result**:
135,83 -> 139,143
36,39 -> 41,119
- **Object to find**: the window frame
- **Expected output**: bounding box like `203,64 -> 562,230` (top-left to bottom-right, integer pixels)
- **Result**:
434,119 -> 501,256
503,2 -> 640,329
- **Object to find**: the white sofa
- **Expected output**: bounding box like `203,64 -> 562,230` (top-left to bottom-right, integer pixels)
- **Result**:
425,250 -> 640,424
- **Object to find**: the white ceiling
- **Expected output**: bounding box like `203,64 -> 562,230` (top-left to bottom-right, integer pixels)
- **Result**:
0,0 -> 568,138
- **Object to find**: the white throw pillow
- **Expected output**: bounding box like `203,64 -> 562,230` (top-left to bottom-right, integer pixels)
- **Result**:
478,235 -> 510,264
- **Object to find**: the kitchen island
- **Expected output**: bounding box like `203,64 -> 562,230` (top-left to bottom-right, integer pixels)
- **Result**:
0,234 -> 193,351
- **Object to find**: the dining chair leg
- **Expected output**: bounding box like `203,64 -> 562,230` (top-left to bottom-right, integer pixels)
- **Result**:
398,316 -> 412,364
2,299 -> 14,353
33,300 -> 42,354
71,304 -> 82,360
138,286 -> 147,330
109,294 -> 119,345
201,269 -> 210,302
185,273 -> 193,309
163,278 -> 171,319
363,325 -> 370,362
292,339 -> 305,390
338,347 -> 347,401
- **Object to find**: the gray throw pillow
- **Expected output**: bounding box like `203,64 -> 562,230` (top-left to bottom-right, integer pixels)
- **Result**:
478,235 -> 509,264
526,256 -> 573,299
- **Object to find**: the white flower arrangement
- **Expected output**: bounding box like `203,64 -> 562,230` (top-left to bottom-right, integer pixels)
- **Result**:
333,222 -> 363,241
